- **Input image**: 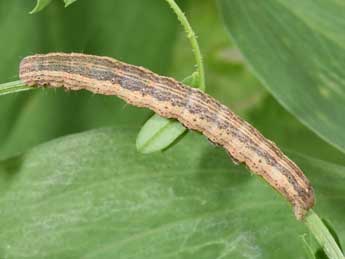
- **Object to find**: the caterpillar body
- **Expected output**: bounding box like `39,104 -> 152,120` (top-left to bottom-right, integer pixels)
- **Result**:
19,53 -> 314,220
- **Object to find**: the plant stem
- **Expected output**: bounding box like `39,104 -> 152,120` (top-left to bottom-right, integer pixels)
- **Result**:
0,80 -> 33,96
303,210 -> 344,259
165,0 -> 206,92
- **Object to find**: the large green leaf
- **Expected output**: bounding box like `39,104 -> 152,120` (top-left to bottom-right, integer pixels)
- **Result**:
0,127 -> 344,258
0,0 -> 180,158
218,0 -> 345,154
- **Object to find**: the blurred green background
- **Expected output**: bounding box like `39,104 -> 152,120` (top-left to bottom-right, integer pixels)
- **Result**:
0,1 -> 344,258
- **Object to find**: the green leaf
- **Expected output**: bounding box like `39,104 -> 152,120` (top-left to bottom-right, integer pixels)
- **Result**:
64,0 -> 78,7
30,0 -> 78,13
182,71 -> 199,87
248,96 -> 345,165
218,0 -> 345,154
301,230 -> 330,259
30,0 -> 53,14
304,211 -> 344,259
136,73 -> 198,154
322,218 -> 344,252
0,80 -> 32,96
0,127 -> 344,258
136,114 -> 187,154
302,233 -> 319,259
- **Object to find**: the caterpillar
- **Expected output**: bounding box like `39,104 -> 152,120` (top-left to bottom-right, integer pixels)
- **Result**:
19,53 -> 314,220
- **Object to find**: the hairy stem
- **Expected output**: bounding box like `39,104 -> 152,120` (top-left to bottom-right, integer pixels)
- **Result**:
165,0 -> 206,91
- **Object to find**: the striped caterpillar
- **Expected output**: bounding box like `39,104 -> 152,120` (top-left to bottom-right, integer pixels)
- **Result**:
19,53 -> 314,220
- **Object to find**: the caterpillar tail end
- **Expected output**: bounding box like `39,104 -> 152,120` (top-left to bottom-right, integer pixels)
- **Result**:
293,187 -> 315,220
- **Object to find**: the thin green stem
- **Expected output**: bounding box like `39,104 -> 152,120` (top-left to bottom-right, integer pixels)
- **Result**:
0,80 -> 33,96
165,0 -> 206,92
303,210 -> 344,259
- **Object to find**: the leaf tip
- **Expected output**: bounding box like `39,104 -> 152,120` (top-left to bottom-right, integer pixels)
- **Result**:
29,0 -> 54,14
64,0 -> 77,8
